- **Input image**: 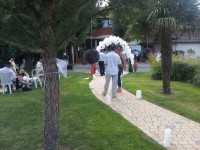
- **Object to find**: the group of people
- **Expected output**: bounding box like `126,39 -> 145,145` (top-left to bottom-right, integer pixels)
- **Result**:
0,56 -> 46,93
0,56 -> 32,92
91,44 -> 126,98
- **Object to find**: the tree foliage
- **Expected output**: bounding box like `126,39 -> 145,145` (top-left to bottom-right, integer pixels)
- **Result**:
0,1 -> 112,150
111,0 -> 200,94
110,0 -> 153,40
147,0 -> 199,94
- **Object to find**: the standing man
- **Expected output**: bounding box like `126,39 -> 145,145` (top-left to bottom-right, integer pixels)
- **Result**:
9,56 -> 19,90
102,44 -> 122,98
98,50 -> 106,76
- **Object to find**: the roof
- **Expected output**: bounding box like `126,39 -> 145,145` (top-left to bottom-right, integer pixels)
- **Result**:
142,32 -> 200,44
173,33 -> 200,43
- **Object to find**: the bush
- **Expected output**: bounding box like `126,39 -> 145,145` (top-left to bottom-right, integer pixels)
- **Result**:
187,48 -> 195,55
192,68 -> 200,88
171,60 -> 196,82
148,52 -> 156,65
151,61 -> 162,80
151,59 -> 198,82
193,73 -> 200,88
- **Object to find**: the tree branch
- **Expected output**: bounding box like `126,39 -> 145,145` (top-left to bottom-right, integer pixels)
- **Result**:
56,15 -> 90,50
53,0 -> 91,27
1,0 -> 40,41
0,39 -> 44,54
16,15 -> 40,41
21,0 -> 40,19
0,1 -> 9,10
57,34 -> 76,50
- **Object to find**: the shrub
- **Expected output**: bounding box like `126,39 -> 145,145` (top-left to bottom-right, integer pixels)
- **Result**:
151,61 -> 162,80
186,48 -> 195,55
148,52 -> 156,65
193,73 -> 200,88
192,68 -> 200,88
151,59 -> 198,82
171,60 -> 196,82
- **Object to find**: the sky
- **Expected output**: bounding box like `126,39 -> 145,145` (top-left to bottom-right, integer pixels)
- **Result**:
97,0 -> 109,7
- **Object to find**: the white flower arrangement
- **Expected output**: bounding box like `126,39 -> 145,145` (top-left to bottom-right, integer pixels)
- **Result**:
96,36 -> 134,64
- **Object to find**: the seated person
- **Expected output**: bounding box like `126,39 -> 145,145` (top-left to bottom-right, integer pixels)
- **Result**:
19,69 -> 30,78
18,72 -> 31,91
36,58 -> 44,74
0,62 -> 18,91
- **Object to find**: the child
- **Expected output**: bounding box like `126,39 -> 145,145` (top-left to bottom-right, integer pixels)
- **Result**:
19,69 -> 29,78
19,72 -> 32,91
90,63 -> 96,76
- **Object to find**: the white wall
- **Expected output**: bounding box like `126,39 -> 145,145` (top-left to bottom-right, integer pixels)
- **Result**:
172,43 -> 200,57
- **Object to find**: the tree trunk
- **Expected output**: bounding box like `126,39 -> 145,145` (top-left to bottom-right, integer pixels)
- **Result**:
160,30 -> 172,94
39,5 -> 59,150
43,57 -> 59,150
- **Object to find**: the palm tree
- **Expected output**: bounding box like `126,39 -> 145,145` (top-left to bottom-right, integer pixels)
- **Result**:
147,0 -> 199,94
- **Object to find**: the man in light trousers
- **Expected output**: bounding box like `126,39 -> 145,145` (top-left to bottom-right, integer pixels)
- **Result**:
102,44 -> 122,98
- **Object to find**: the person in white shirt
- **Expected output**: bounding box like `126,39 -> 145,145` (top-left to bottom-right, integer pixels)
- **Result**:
102,44 -> 122,98
0,62 -> 16,80
156,51 -> 161,61
9,56 -> 17,73
19,72 -> 31,91
36,57 -> 44,75
20,58 -> 26,69
0,62 -> 18,92
19,69 -> 29,78
98,50 -> 106,76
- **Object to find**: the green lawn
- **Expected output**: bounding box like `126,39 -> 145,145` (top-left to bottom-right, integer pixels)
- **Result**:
122,72 -> 200,123
0,72 -> 165,150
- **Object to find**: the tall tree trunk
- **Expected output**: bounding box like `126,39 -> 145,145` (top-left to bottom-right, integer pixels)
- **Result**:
43,57 -> 59,150
39,4 -> 59,149
160,30 -> 172,94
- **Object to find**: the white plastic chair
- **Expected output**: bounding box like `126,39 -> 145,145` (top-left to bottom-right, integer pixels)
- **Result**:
0,72 -> 13,94
30,69 -> 43,88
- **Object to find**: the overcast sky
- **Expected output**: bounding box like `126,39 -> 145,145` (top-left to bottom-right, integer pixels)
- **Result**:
97,0 -> 109,7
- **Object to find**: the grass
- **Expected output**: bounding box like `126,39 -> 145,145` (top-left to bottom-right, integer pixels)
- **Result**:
0,72 -> 165,150
122,72 -> 200,123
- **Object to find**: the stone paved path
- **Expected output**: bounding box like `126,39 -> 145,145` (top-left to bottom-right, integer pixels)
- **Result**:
90,74 -> 200,150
